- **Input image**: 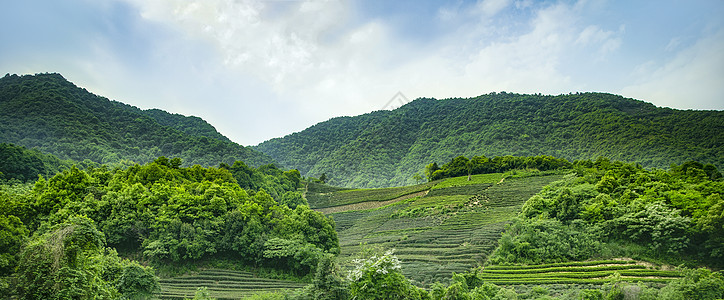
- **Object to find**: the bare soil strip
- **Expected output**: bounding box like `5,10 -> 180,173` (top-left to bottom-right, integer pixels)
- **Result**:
315,190 -> 429,214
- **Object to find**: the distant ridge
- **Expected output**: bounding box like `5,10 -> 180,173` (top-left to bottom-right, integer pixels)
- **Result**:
0,73 -> 274,167
255,92 -> 724,188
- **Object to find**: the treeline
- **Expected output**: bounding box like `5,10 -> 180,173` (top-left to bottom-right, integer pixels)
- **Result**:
0,157 -> 337,298
489,158 -> 724,267
0,143 -> 73,182
256,92 -> 724,188
425,154 -> 572,181
0,73 -> 273,167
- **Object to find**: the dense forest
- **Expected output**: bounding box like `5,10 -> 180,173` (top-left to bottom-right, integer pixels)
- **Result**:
0,143 -> 74,182
255,92 -> 724,188
490,158 -> 724,267
0,154 -> 337,298
0,73 -> 273,167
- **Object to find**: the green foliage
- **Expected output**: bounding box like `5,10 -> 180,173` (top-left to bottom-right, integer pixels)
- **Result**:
191,287 -> 216,300
429,155 -> 571,181
490,218 -> 600,264
14,215 -> 153,299
604,203 -> 690,255
0,214 -> 28,274
326,173 -> 560,286
0,143 -> 72,182
347,250 -> 428,300
225,161 -> 301,200
256,92 -> 724,188
116,260 -> 161,299
288,254 -> 351,300
280,191 -> 308,209
491,159 -> 724,267
306,181 -> 435,208
0,73 -> 274,168
0,157 -> 336,298
658,268 -> 724,300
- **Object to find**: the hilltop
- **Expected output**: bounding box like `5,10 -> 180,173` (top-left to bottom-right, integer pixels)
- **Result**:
0,73 -> 273,167
255,92 -> 724,188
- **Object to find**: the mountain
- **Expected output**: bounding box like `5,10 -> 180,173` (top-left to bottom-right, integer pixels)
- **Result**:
0,73 -> 273,167
255,92 -> 724,188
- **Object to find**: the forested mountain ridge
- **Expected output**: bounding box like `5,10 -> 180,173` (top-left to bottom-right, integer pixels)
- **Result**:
0,73 -> 273,167
255,92 -> 724,188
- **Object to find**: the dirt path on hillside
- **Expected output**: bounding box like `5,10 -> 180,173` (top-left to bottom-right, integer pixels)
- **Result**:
315,190 -> 429,214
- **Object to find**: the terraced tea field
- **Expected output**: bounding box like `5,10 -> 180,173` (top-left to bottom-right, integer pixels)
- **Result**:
317,173 -> 564,287
306,181 -> 437,208
158,269 -> 305,299
479,260 -> 681,285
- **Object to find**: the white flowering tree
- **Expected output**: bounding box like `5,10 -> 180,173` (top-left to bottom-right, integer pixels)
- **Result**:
347,250 -> 428,300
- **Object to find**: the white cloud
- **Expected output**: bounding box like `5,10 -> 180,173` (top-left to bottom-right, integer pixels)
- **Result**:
475,0 -> 512,17
621,30 -> 724,110
575,25 -> 622,60
119,0 -> 633,134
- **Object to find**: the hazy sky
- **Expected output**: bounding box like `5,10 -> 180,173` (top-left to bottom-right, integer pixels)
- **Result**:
2,0 -> 723,145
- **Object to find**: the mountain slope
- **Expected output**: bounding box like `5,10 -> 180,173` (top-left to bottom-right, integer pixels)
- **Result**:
0,143 -> 73,182
256,92 -> 724,188
0,73 -> 273,167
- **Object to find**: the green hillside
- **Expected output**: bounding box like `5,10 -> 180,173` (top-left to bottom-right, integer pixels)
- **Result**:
255,92 -> 724,188
0,143 -> 73,182
0,73 -> 273,167
305,171 -> 564,286
303,158 -> 723,298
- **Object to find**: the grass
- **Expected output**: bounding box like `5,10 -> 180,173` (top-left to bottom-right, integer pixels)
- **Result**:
158,269 -> 305,299
476,260 -> 681,285
306,181 -> 437,208
311,173 -> 564,287
306,171 -> 681,291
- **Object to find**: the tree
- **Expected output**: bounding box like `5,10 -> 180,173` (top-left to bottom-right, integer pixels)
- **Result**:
425,163 -> 440,181
115,260 -> 161,299
319,173 -> 327,184
412,173 -> 423,185
347,250 -> 428,300
15,216 -> 120,299
0,214 -> 28,275
280,191 -> 308,209
310,254 -> 350,300
659,268 -> 724,300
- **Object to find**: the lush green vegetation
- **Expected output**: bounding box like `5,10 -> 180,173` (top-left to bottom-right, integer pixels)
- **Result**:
231,252 -> 724,300
426,155 -> 572,182
0,73 -> 274,167
309,171 -> 562,286
306,181 -> 436,208
489,159 -> 724,268
256,92 -> 724,188
0,142 -> 73,182
282,159 -> 724,299
3,72 -> 723,298
158,269 -> 306,299
0,157 -> 338,298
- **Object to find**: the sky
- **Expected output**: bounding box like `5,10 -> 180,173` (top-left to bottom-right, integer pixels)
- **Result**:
1,0 -> 723,146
